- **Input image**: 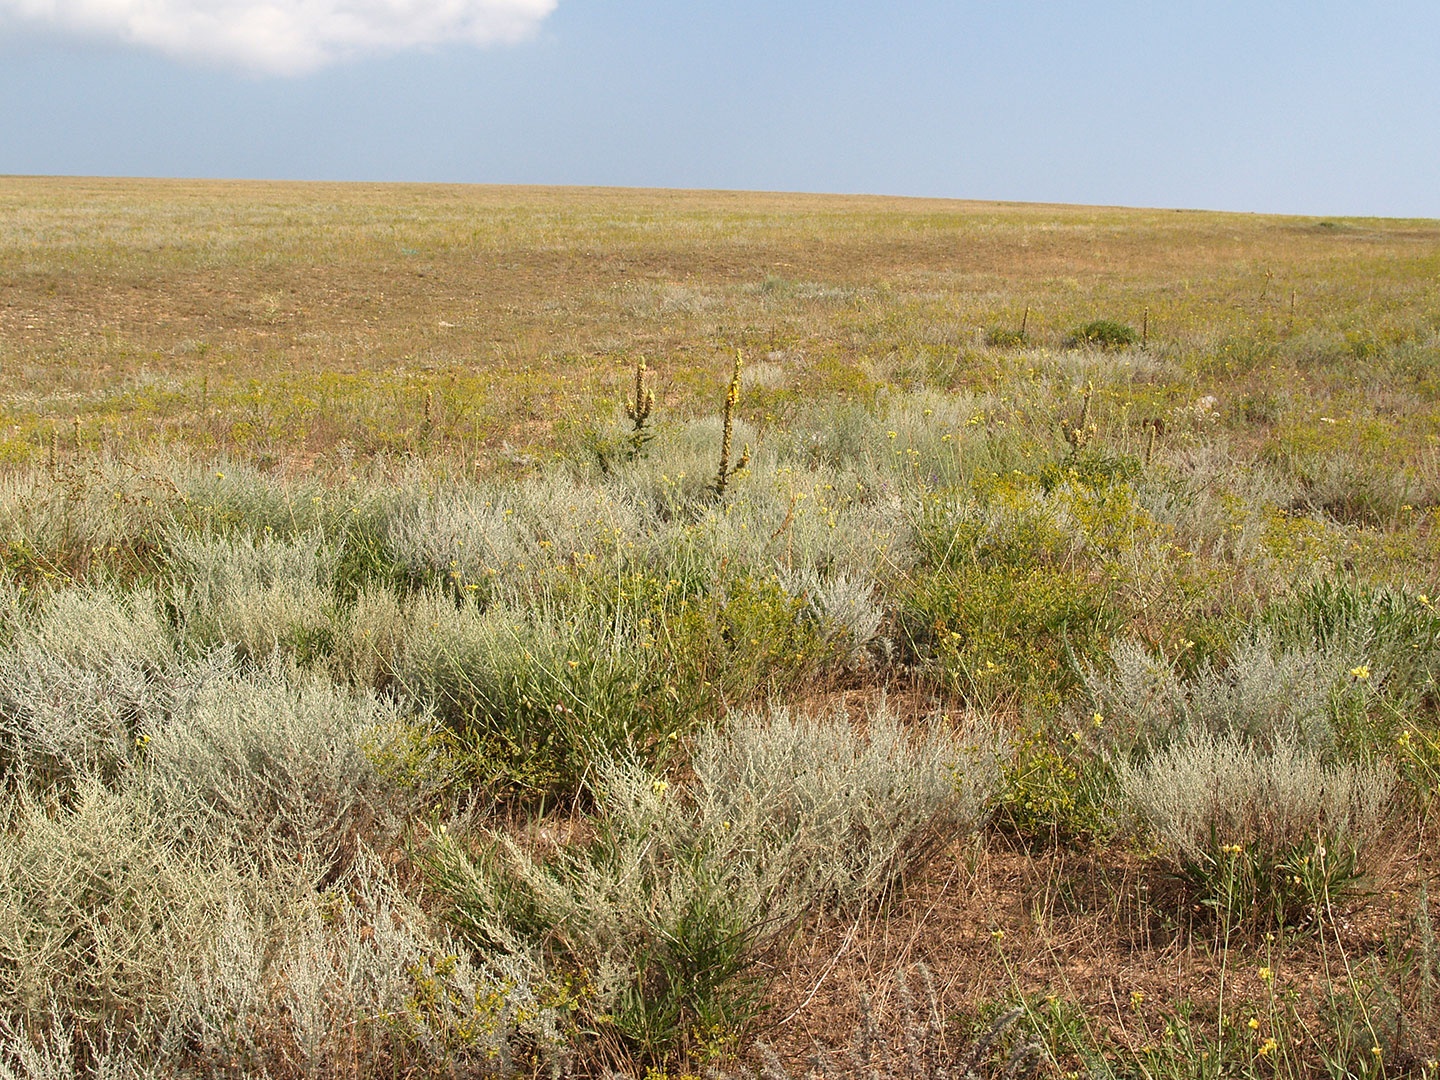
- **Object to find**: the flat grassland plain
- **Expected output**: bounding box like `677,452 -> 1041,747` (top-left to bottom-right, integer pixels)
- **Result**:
3,176 -> 1440,1078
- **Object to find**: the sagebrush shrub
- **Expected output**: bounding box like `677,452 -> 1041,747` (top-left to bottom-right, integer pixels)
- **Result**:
0,780 -> 232,1044
169,530 -> 339,662
421,702 -> 1003,1067
1116,726 -> 1394,926
166,851 -> 561,1079
778,567 -> 885,669
0,586 -> 177,791
1087,634 -> 1353,756
143,658 -> 402,873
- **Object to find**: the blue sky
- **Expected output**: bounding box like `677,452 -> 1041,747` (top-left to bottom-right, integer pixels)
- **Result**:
2,1 -> 1437,217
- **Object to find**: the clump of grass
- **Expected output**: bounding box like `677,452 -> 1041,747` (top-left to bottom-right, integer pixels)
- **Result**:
1064,320 -> 1137,351
392,592 -> 702,801
1086,635 -> 1394,928
986,327 -> 1028,349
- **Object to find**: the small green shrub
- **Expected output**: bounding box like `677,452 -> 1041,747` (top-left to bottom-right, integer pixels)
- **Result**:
395,593 -> 705,802
669,573 -> 830,703
899,565 -> 1117,712
1037,448 -> 1142,494
986,327 -> 1028,349
1064,320 -> 1137,351
993,719 -> 1114,847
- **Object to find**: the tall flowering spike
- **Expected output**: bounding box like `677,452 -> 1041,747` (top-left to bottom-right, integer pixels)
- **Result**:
623,356 -> 656,461
1065,380 -> 1096,452
714,350 -> 745,498
625,357 -> 653,430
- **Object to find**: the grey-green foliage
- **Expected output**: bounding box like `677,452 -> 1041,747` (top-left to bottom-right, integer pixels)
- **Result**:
172,459 -> 335,538
0,780 -> 235,1040
1091,635 -> 1396,891
0,459 -> 176,572
388,474 -> 647,594
165,851 -> 561,1079
606,416 -> 915,580
1115,726 -> 1394,864
424,702 -> 1002,1053
686,702 -> 999,914
1088,634 -> 1354,756
392,590 -> 558,722
1134,442 -> 1297,565
386,433 -> 914,606
144,658 -> 401,871
0,1019 -> 170,1080
1262,578 -> 1440,707
326,583 -> 411,691
0,587 -> 176,788
778,567 -> 885,668
0,806 -> 553,1080
780,389 -> 1013,487
169,529 -> 338,660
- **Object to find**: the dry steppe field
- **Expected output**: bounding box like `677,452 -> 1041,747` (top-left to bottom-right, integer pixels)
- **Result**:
2,176 -> 1440,1079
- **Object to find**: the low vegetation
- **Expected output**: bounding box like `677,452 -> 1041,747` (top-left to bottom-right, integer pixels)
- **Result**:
1,178 -> 1439,1077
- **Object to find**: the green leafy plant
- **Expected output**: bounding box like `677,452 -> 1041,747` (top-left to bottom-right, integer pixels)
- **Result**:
899,564 -> 1117,713
994,718 -> 1115,848
1065,320 -> 1138,350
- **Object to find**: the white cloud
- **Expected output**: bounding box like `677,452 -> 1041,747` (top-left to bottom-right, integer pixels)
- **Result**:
0,0 -> 557,74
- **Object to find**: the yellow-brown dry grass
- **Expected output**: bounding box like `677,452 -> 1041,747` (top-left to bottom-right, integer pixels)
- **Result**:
3,175 -> 1437,469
